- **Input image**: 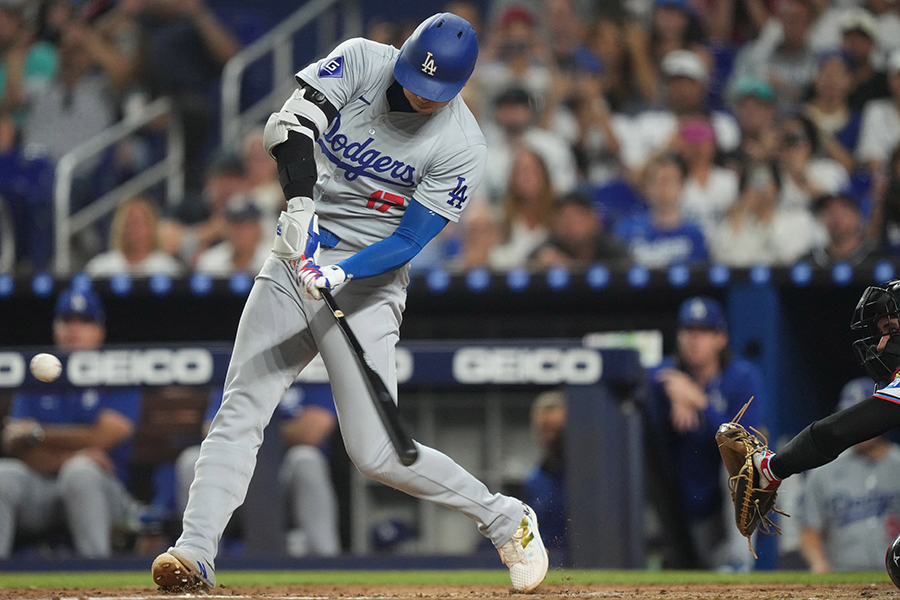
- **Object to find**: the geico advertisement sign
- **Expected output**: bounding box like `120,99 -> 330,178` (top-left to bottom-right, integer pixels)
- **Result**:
0,349 -> 214,387
452,347 -> 602,384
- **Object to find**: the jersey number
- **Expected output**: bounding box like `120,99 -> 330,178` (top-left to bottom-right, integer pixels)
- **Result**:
447,177 -> 468,209
367,190 -> 406,213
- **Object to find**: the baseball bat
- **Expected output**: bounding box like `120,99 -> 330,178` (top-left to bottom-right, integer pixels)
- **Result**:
320,288 -> 419,466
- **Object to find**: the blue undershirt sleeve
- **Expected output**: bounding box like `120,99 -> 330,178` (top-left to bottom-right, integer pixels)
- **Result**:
336,198 -> 449,279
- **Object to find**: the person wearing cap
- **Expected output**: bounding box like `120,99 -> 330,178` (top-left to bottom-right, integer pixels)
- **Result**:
194,194 -> 270,277
726,76 -> 780,169
838,8 -> 891,111
857,48 -> 900,175
727,0 -> 818,113
673,116 -> 740,234
152,11 -> 549,593
84,196 -> 185,277
796,377 -> 900,572
0,287 -> 142,558
617,48 -> 740,178
644,295 -> 767,570
802,189 -> 880,267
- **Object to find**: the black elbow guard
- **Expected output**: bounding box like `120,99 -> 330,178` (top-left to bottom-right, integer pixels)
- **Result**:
273,131 -> 317,200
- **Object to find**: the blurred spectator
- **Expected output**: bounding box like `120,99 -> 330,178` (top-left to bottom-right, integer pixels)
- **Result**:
798,377 -> 900,572
583,16 -> 654,113
673,117 -> 740,234
803,50 -> 863,173
523,390 -> 568,565
544,0 -> 587,75
0,287 -> 141,558
159,147 -> 248,267
726,76 -> 780,167
617,49 -> 740,178
481,86 -> 577,203
692,0 -> 771,44
84,196 -> 184,276
864,0 -> 900,65
709,161 -> 821,266
802,190 -> 880,266
641,0 -> 711,103
240,126 -> 283,228
456,202 -> 500,269
176,383 -> 340,557
194,195 -> 269,277
728,0 -> 818,113
488,148 -> 556,270
868,143 -> 900,253
530,190 -> 631,269
645,295 -> 767,570
569,74 -> 623,186
21,20 -> 130,214
124,0 -> 242,196
0,0 -> 56,128
777,113 -> 850,210
857,48 -> 900,174
612,151 -> 709,267
473,5 -> 556,122
839,8 -> 890,111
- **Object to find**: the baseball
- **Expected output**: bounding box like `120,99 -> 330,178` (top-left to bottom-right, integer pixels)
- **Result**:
30,353 -> 62,382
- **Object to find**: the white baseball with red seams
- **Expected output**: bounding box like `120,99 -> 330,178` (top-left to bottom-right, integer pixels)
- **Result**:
30,353 -> 62,382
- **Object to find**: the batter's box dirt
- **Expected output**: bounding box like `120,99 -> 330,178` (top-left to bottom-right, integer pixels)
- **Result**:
0,584 -> 897,600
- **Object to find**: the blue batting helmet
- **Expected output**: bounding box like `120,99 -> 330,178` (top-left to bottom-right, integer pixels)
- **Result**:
393,13 -> 478,103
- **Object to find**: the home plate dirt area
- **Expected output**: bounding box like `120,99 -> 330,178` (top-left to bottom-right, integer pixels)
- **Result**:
0,583 -> 896,600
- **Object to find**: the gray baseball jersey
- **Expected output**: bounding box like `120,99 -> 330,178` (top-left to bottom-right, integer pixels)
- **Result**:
296,37 -> 486,251
799,445 -> 900,571
172,37 -> 523,568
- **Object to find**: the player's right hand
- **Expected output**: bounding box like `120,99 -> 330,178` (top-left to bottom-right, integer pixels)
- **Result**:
298,263 -> 347,301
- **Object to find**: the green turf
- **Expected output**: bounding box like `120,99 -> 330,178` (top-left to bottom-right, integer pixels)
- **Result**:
0,570 -> 890,589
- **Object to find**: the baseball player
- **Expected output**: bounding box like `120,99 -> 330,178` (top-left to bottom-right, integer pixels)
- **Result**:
0,288 -> 142,558
722,280 -> 900,586
152,12 -> 548,592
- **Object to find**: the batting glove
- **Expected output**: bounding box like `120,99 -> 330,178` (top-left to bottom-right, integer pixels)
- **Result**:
298,263 -> 349,300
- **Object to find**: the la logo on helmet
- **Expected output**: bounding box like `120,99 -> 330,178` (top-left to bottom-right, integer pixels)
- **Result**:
421,52 -> 437,76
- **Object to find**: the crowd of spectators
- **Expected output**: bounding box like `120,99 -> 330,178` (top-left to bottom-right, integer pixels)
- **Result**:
4,0 -> 900,277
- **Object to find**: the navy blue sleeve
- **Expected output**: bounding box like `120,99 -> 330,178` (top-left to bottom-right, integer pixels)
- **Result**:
336,198 -> 449,279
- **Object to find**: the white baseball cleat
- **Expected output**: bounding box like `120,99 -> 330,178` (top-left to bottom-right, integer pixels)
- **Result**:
498,503 -> 549,592
151,547 -> 216,591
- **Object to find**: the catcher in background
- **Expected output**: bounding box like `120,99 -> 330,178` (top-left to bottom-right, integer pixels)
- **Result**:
718,279 -> 900,587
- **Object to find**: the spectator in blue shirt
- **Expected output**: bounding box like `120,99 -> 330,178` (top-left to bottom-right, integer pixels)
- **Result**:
644,296 -> 767,570
613,152 -> 708,267
0,287 -> 142,558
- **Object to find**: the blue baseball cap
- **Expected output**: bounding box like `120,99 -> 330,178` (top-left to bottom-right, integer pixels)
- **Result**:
677,296 -> 727,331
55,288 -> 105,324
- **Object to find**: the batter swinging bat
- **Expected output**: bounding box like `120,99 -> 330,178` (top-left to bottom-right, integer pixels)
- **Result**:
321,289 -> 419,466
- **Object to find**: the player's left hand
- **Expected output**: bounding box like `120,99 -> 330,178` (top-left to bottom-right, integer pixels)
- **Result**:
299,263 -> 348,300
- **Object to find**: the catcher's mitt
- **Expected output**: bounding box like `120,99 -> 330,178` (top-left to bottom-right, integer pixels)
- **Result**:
716,398 -> 788,557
